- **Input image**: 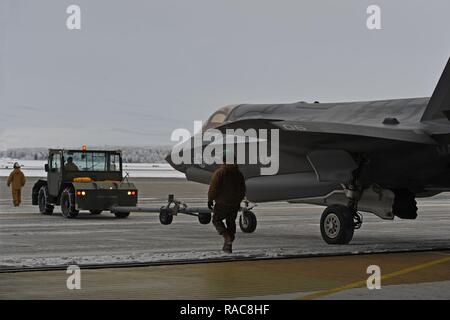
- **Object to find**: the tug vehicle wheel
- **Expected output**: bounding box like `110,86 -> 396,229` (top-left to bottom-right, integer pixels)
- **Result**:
114,212 -> 130,219
60,188 -> 79,219
38,185 -> 54,215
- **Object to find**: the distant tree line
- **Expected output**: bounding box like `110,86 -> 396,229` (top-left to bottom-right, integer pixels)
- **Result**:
0,146 -> 172,163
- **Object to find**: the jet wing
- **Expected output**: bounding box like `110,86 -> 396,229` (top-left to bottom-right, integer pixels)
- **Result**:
215,118 -> 437,186
217,118 -> 437,147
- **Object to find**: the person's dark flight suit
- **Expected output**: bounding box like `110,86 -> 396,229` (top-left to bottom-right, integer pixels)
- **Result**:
208,164 -> 246,253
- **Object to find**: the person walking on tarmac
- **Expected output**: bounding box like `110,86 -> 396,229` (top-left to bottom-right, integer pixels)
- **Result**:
208,151 -> 246,253
7,162 -> 26,207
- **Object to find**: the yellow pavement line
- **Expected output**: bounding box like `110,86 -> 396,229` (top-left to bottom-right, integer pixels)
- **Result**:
429,251 -> 450,257
299,255 -> 450,300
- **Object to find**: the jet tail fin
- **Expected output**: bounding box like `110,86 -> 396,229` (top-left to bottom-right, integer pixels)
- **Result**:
421,57 -> 450,121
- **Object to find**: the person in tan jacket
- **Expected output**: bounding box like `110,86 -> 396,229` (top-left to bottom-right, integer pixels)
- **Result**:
7,162 -> 26,207
208,153 -> 246,253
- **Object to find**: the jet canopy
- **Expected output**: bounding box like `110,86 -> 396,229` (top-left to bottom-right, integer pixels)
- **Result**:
202,105 -> 237,131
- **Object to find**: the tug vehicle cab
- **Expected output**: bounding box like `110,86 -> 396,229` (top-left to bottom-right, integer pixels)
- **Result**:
32,147 -> 137,218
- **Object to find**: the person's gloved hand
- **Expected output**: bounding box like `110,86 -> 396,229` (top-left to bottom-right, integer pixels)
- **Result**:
207,200 -> 214,210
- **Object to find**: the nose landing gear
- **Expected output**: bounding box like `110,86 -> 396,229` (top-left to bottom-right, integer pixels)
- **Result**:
239,210 -> 257,233
239,200 -> 257,233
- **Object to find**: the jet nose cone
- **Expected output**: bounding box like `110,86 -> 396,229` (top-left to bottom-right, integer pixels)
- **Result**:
165,152 -> 186,173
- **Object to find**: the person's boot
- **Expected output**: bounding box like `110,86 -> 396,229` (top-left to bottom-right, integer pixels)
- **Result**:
222,232 -> 233,254
222,242 -> 232,254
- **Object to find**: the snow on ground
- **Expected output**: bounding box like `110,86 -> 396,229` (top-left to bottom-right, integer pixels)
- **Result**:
2,241 -> 449,269
1,169 -> 449,270
0,158 -> 184,178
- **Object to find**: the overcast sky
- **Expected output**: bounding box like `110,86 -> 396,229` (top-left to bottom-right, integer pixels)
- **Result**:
1,0 -> 450,149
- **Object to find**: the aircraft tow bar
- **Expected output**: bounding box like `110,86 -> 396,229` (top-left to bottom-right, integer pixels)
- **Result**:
110,194 -> 213,225
110,195 -> 258,233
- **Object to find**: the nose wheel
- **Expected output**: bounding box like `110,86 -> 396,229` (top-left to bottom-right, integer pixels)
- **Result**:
320,204 -> 355,244
239,210 -> 257,233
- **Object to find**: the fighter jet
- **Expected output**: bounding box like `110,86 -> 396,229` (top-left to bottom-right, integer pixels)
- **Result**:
167,57 -> 450,244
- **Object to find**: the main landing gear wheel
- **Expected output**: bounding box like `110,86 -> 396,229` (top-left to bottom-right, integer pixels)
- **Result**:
320,204 -> 355,244
38,185 -> 54,215
60,188 -> 79,219
239,211 -> 257,233
159,207 -> 173,225
198,213 -> 211,225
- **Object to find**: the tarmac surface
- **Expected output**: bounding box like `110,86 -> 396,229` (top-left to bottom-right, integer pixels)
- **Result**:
2,250 -> 449,299
1,177 -> 450,299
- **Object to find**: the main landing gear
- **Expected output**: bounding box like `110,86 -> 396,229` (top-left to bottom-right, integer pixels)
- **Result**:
320,204 -> 362,244
320,158 -> 366,244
